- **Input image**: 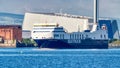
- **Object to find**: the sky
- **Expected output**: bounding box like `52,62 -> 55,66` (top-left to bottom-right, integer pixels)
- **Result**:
0,0 -> 120,18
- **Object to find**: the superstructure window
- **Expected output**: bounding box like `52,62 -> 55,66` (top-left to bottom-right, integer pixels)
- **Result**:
70,34 -> 71,39
86,35 -> 88,38
82,34 -> 84,39
104,35 -> 106,39
60,34 -> 64,39
63,34 -> 64,39
72,34 -> 74,39
75,34 -> 76,39
60,34 -> 62,39
33,31 -> 50,33
77,34 -> 79,39
80,34 -> 81,39
54,34 -> 59,37
100,35 -> 102,38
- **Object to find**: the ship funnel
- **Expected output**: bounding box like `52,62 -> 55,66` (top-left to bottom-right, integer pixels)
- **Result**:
91,0 -> 99,32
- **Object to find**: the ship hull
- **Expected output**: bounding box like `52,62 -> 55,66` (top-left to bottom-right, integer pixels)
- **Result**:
34,39 -> 108,49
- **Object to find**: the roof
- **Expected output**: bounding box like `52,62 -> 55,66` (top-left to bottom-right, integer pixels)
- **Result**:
26,12 -> 92,19
0,25 -> 21,28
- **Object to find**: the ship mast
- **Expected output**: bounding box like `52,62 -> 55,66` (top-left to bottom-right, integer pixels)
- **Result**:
91,0 -> 99,32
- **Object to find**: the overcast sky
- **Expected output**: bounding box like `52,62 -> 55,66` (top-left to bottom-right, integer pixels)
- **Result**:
0,0 -> 120,18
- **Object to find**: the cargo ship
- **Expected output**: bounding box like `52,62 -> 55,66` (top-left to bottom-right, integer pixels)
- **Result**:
31,23 -> 108,49
31,0 -> 108,49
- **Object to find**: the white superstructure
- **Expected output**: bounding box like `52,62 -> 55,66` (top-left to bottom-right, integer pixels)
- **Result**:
31,23 -> 108,41
32,23 -> 58,39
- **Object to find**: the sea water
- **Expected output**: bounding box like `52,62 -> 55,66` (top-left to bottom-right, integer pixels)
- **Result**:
0,48 -> 120,68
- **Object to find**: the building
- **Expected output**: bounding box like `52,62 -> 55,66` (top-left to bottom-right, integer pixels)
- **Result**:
0,25 -> 22,44
23,12 -> 93,33
99,19 -> 120,39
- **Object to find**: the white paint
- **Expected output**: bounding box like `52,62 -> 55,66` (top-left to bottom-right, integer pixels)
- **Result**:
23,13 -> 92,33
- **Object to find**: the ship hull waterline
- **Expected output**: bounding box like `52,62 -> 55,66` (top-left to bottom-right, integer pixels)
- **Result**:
34,39 -> 108,49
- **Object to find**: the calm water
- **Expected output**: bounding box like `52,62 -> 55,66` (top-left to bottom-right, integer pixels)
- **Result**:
0,48 -> 120,68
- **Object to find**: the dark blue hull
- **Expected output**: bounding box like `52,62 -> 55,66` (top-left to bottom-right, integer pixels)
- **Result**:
34,39 -> 108,49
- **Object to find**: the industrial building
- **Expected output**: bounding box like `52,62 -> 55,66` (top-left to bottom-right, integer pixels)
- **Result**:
23,12 -> 93,33
99,19 -> 120,39
0,25 -> 22,44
